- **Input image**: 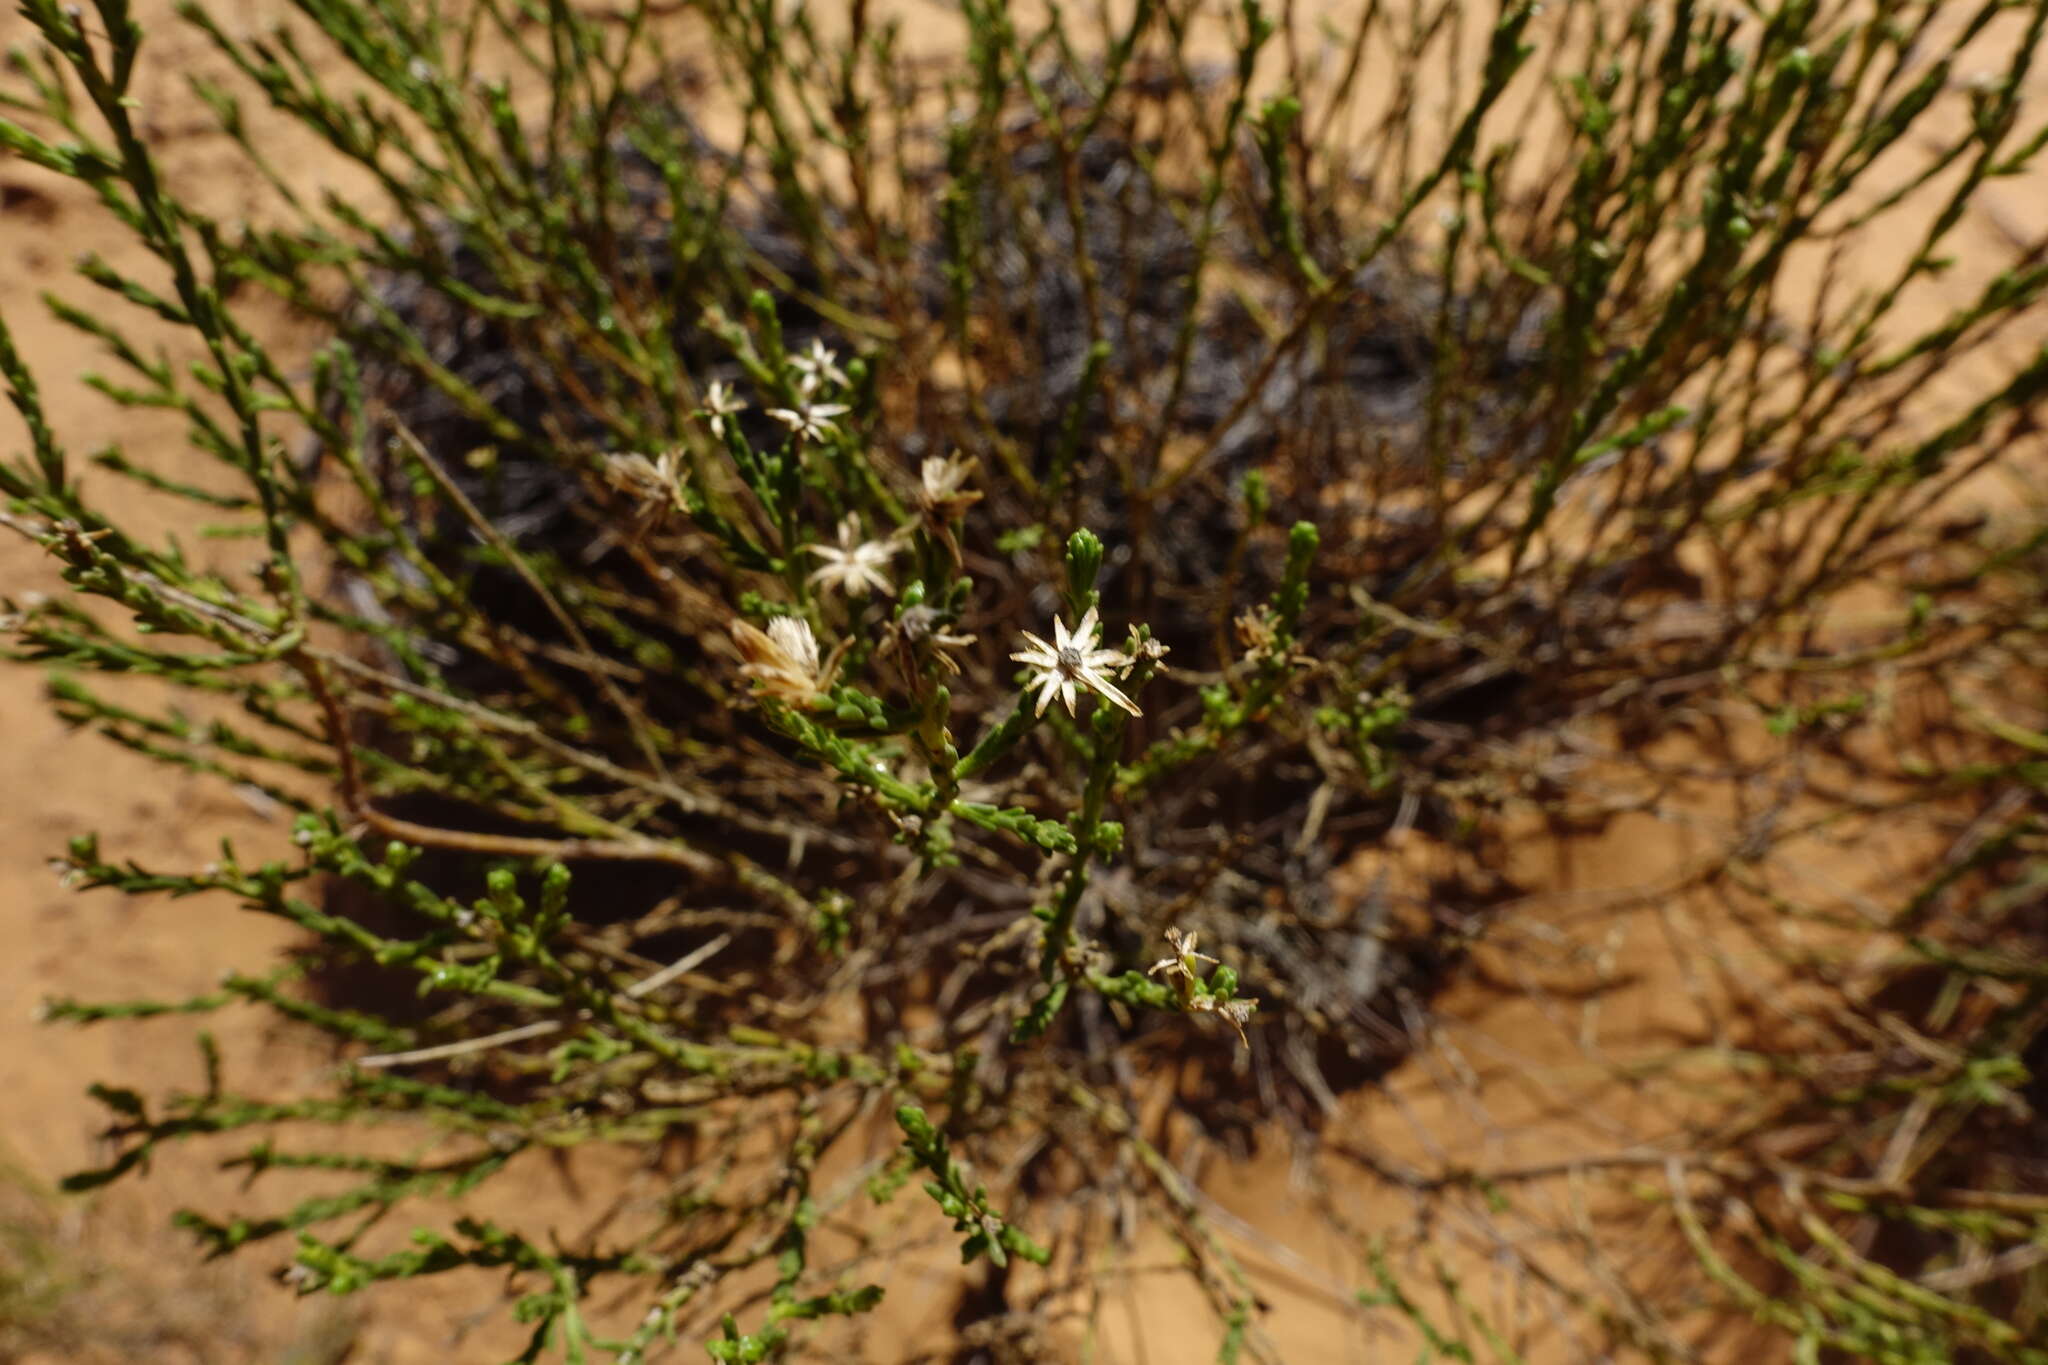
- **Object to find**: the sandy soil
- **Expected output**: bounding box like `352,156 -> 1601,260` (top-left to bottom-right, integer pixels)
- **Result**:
3,3 -> 2045,1362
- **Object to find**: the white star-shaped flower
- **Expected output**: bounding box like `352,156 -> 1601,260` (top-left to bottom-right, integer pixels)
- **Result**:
804,514 -> 900,598
788,339 -> 849,393
702,380 -> 746,438
766,397 -> 850,443
1010,605 -> 1140,718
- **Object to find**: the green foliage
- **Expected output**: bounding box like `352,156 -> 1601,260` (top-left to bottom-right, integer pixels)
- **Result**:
894,1106 -> 1048,1269
4,0 -> 2047,1357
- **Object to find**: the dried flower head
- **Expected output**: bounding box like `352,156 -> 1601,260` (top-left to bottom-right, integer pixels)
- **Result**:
1192,994 -> 1258,1047
604,449 -> 683,504
918,452 -> 982,517
1233,608 -> 1305,669
788,339 -> 849,393
1234,609 -> 1276,655
1146,926 -> 1218,982
766,397 -> 850,444
805,515 -> 901,598
732,614 -> 828,705
701,380 -> 746,438
894,604 -> 977,674
1010,605 -> 1140,718
1125,627 -> 1170,667
1147,928 -> 1256,1046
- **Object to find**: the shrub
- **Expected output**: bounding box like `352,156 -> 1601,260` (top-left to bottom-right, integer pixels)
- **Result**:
4,0 -> 2045,1358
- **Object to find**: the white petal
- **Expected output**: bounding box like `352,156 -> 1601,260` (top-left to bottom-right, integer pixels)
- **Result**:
1082,668 -> 1141,716
1034,673 -> 1062,716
